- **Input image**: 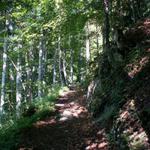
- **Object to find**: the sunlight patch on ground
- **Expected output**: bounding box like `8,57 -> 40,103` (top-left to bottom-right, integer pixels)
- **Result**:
117,99 -> 150,149
85,129 -> 109,150
59,101 -> 88,121
59,89 -> 75,97
34,118 -> 57,128
127,56 -> 149,78
34,90 -> 88,127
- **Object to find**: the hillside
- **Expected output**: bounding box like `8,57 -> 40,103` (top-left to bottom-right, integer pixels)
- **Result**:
87,18 -> 150,150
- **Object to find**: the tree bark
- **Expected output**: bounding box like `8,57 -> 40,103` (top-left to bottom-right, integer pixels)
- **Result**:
26,45 -> 33,102
16,46 -> 22,117
63,49 -> 67,85
38,32 -> 44,98
77,48 -> 82,82
86,23 -> 90,63
0,38 -> 8,115
70,48 -> 73,84
53,48 -> 58,84
58,37 -> 66,86
96,23 -> 99,52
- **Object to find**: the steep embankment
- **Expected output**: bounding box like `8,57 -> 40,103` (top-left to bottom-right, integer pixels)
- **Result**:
88,18 -> 150,149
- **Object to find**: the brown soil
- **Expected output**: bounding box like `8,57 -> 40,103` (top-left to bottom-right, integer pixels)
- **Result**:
18,89 -> 109,150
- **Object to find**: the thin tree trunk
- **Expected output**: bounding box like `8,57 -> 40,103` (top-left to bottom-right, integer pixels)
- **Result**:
53,48 -> 57,84
0,38 -> 8,115
69,35 -> 73,84
16,47 -> 22,117
58,37 -> 63,85
58,37 -> 66,86
29,42 -> 34,100
26,47 -> 33,102
77,48 -> 82,82
9,63 -> 15,112
86,23 -> 90,63
38,32 -> 44,98
63,49 -> 67,85
70,48 -> 73,84
42,39 -> 47,93
96,23 -> 99,52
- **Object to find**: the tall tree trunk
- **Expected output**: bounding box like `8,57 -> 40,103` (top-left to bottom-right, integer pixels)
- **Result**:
16,48 -> 22,117
86,23 -> 90,63
96,23 -> 99,52
0,12 -> 12,115
9,63 -> 15,112
38,32 -> 44,98
63,49 -> 67,85
58,37 -> 66,86
42,38 -> 47,91
0,38 -> 8,115
69,35 -> 73,84
53,48 -> 58,84
70,48 -> 73,84
26,45 -> 33,102
77,48 -> 82,82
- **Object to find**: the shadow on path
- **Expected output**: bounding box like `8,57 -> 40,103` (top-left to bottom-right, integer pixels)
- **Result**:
18,89 -> 109,150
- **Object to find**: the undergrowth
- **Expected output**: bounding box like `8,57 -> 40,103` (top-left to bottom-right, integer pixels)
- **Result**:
0,85 -> 69,150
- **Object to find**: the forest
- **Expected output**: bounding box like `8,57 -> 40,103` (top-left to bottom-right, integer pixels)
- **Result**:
0,0 -> 150,149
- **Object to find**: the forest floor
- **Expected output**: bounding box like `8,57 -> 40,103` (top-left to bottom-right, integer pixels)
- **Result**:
18,89 -> 109,150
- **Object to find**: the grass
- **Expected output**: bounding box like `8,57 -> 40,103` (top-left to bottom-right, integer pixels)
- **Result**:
0,85 -> 69,150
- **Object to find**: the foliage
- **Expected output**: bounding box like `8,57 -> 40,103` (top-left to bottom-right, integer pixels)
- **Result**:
0,86 -> 68,149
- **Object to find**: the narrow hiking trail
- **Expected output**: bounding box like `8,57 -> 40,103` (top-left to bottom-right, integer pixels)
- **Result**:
18,89 -> 109,150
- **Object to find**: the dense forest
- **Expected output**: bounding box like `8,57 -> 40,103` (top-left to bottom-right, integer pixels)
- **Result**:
0,0 -> 150,149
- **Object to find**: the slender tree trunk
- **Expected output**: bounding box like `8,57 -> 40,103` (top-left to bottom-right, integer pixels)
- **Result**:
0,38 -> 8,115
77,48 -> 82,82
42,37 -> 47,83
86,23 -> 90,63
96,23 -> 99,52
69,35 -> 73,84
70,48 -> 73,84
29,42 -> 34,100
38,32 -> 44,98
26,46 -> 33,102
9,63 -> 15,112
58,37 -> 63,85
16,48 -> 22,117
53,48 -> 57,84
59,49 -> 63,85
63,49 -> 67,85
58,37 -> 66,86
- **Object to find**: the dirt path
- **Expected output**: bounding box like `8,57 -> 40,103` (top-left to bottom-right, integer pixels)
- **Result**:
18,89 -> 109,150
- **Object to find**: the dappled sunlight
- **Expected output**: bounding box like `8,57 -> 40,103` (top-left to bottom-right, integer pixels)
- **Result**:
85,142 -> 108,150
19,89 -> 110,150
34,90 -> 88,124
59,102 -> 88,120
127,56 -> 149,78
85,129 -> 109,150
34,118 -> 57,128
114,99 -> 150,149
